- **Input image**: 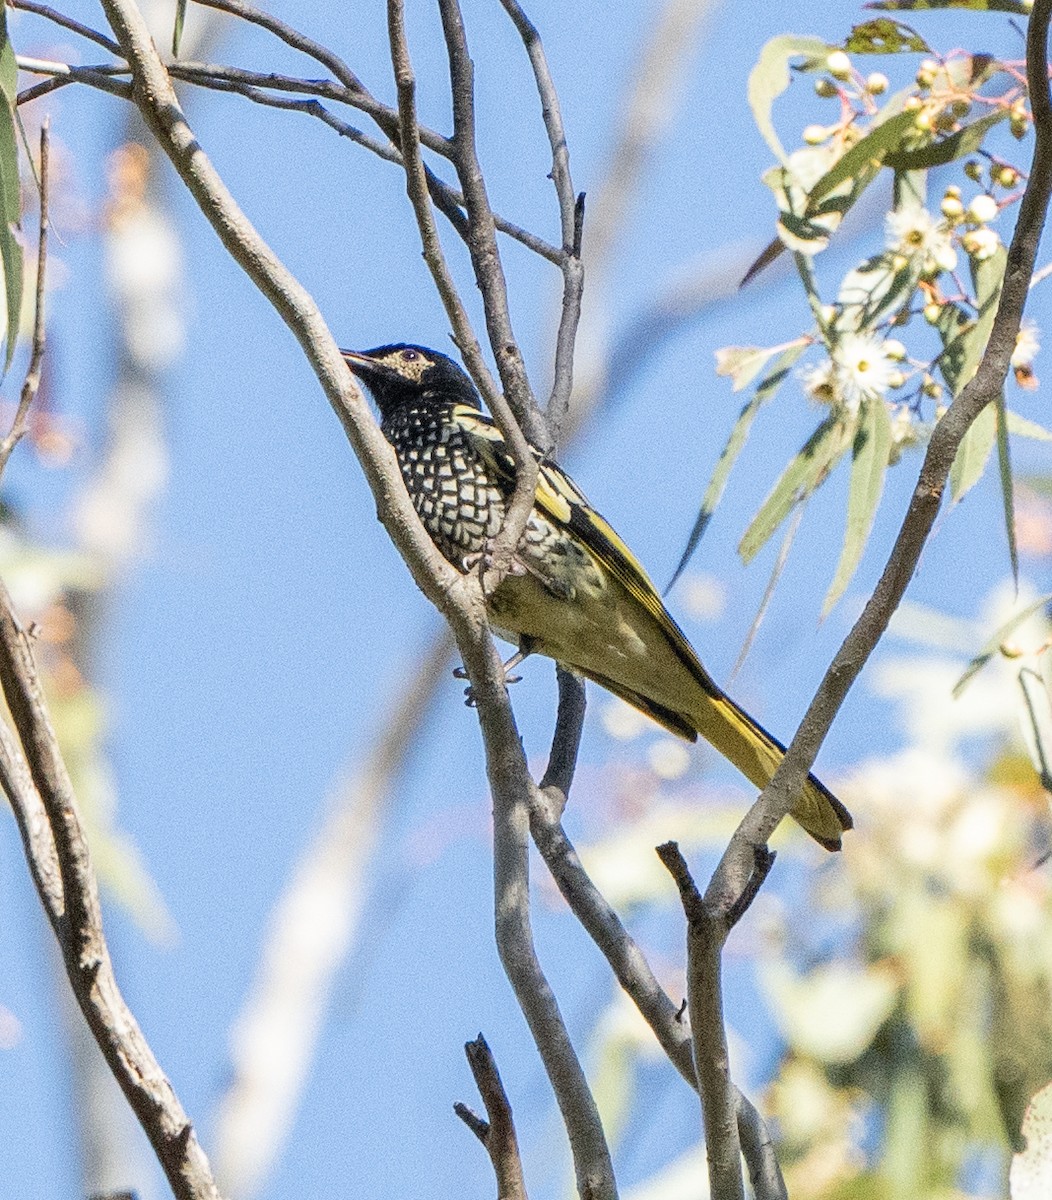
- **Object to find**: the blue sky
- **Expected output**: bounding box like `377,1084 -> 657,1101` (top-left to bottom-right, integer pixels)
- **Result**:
0,1 -> 1049,1197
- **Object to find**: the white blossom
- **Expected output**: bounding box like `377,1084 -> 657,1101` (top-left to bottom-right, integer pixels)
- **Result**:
885,204 -> 958,274
832,333 -> 896,413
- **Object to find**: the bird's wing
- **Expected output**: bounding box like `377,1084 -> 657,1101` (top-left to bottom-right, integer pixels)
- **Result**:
451,404 -> 721,699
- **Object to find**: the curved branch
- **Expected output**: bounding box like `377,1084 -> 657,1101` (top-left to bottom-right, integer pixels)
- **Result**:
0,583 -> 222,1200
705,0 -> 1052,911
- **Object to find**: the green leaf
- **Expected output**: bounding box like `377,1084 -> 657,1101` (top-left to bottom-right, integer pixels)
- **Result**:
714,343 -> 798,393
869,0 -> 1033,12
739,414 -> 854,564
173,0 -> 188,56
954,592 -> 1052,698
748,35 -> 832,166
950,402 -> 996,501
668,341 -> 808,590
995,392 -> 1019,585
936,243 -> 1007,397
823,397 -> 892,615
845,17 -> 931,53
0,10 -> 22,375
885,109 -> 1010,170
1006,410 -> 1052,441
835,252 -> 923,333
807,109 -> 918,207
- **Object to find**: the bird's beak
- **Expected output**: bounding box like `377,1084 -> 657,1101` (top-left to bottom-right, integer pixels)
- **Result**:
340,349 -> 383,380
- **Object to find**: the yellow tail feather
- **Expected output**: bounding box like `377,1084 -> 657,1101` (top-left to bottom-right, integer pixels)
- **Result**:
690,691 -> 852,851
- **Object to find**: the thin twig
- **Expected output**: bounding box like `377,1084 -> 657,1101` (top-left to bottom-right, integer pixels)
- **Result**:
0,121 -> 49,481
385,0 -> 501,414
657,842 -> 744,1200
703,0 -> 1052,915
10,0 -> 123,55
434,0 -> 545,604
455,1036 -> 529,1200
0,581 -> 222,1200
498,0 -> 583,434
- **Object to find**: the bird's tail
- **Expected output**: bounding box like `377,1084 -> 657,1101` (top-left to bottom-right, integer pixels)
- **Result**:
689,690 -> 852,851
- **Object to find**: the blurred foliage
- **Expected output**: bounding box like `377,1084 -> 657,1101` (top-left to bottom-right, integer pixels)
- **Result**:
576,557 -> 1052,1199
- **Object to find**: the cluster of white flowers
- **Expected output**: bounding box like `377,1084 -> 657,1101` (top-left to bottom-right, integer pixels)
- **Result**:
803,332 -> 901,415
885,205 -> 957,275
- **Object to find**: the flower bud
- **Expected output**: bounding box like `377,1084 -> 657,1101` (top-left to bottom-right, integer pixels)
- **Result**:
826,50 -> 852,80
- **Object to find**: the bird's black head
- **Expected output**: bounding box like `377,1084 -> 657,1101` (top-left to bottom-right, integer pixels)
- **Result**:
341,343 -> 480,419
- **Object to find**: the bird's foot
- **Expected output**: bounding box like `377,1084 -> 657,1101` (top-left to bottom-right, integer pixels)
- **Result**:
455,638 -> 535,706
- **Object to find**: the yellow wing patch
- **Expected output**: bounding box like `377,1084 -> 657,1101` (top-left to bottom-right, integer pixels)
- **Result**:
451,404 -> 719,698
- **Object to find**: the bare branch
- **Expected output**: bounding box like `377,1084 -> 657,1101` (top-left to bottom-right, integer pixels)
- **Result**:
704,0 -> 1052,914
657,842 -> 743,1200
0,582 -> 222,1200
498,0 -> 583,432
437,0 -> 540,438
0,121 -> 49,481
10,0 -> 123,55
385,0 -> 502,413
456,1035 -> 529,1200
539,666 -> 586,798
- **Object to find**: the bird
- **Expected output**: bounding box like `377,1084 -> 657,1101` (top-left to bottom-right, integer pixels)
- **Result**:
342,342 -> 852,850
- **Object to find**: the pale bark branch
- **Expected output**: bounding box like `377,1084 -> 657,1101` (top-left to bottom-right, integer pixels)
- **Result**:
704,0 -> 1052,914
454,1035 -> 529,1200
657,842 -> 743,1200
0,582 -> 222,1200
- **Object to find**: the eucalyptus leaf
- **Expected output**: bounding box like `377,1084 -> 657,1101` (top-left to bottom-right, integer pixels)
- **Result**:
953,592 -> 1052,698
937,243 -> 1006,397
994,393 -> 1019,585
885,110 -> 1009,170
869,0 -> 1032,12
668,341 -> 809,590
173,0 -> 187,55
845,17 -> 931,53
748,35 -> 832,166
835,252 -> 923,333
950,402 -> 997,502
1006,411 -> 1052,441
714,343 -> 794,393
739,414 -> 854,564
823,397 -> 893,616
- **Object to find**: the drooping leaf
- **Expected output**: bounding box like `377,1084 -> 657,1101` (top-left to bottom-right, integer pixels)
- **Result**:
771,106 -> 920,257
739,414 -> 855,564
1006,411 -> 1052,441
0,9 -> 21,375
173,0 -> 188,56
995,391 -> 1019,585
748,35 -> 832,166
807,109 -> 918,207
732,505 -> 805,678
845,17 -> 931,53
950,402 -> 997,501
835,252 -> 923,333
714,342 -> 802,393
868,0 -> 1033,13
822,397 -> 893,615
893,168 -> 927,208
885,109 -> 1010,170
954,592 -> 1052,698
668,341 -> 809,590
936,242 -> 1007,397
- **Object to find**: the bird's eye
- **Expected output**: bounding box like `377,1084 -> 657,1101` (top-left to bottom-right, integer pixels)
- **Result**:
401,349 -> 419,362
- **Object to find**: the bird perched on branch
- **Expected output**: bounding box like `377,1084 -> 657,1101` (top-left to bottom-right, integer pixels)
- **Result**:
343,343 -> 851,850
